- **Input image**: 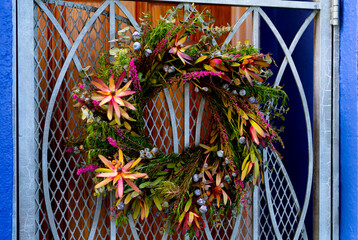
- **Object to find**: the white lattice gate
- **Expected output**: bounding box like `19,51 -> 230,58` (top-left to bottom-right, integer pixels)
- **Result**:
16,0 -> 338,239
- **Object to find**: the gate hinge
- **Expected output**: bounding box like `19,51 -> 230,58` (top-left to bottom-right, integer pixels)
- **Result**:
330,0 -> 339,26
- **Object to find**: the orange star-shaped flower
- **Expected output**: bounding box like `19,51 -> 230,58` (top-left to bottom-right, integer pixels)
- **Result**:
94,149 -> 148,199
91,71 -> 136,120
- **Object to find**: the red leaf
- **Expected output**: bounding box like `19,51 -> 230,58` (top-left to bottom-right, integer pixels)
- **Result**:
249,126 -> 260,145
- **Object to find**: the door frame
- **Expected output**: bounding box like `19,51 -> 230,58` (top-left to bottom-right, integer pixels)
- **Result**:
13,0 -> 339,239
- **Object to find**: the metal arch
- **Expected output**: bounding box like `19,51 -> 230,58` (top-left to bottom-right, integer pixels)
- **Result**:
128,214 -> 140,240
259,10 -> 317,240
201,214 -> 214,240
257,8 -> 314,240
195,98 -> 206,146
252,8 -> 260,240
35,0 -> 82,72
41,3 -> 110,239
125,0 -> 320,10
222,7 -> 255,46
45,0 -> 132,26
115,1 -> 141,32
164,88 -> 180,154
274,11 -> 317,87
229,203 -> 246,240
184,83 -> 190,149
88,196 -> 103,240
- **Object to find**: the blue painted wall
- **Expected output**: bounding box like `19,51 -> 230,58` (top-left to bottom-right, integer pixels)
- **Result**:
0,0 -> 13,239
0,0 -> 13,238
340,0 -> 358,239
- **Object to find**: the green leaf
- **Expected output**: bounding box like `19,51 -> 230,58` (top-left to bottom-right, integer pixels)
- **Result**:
153,196 -> 162,211
131,191 -> 140,198
124,194 -> 132,204
241,161 -> 250,181
194,55 -> 208,64
156,171 -> 169,176
139,182 -> 151,189
250,148 -> 256,163
133,200 -> 140,219
241,154 -> 250,171
179,212 -> 186,223
167,163 -> 176,168
227,108 -> 232,122
151,176 -> 165,186
82,66 -> 91,72
222,190 -> 228,205
199,144 -> 210,150
184,198 -> 192,212
254,161 -> 259,178
124,121 -> 132,131
203,64 -> 214,71
231,62 -> 241,67
94,168 -> 113,173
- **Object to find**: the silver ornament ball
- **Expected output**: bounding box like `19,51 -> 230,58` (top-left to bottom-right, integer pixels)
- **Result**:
199,205 -> 208,214
133,42 -> 141,50
249,96 -> 256,103
117,202 -> 125,210
132,31 -> 141,40
239,89 -> 246,96
197,198 -> 205,205
194,189 -> 201,196
193,174 -> 199,182
239,136 -> 246,144
217,150 -> 224,158
144,49 -> 152,57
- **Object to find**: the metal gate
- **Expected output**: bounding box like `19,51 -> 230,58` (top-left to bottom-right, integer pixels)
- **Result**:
16,0 -> 338,239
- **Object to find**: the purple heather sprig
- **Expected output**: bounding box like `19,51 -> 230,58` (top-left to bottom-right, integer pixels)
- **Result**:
168,70 -> 225,84
115,126 -> 125,139
129,58 -> 141,91
213,110 -> 230,154
107,137 -> 118,148
66,147 -> 74,153
152,25 -> 177,57
77,164 -> 98,175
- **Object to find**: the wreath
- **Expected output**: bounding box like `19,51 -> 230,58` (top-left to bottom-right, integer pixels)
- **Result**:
68,7 -> 287,238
